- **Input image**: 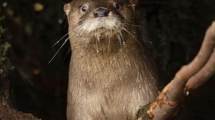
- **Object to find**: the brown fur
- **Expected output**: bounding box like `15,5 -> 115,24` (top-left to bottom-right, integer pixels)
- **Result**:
64,0 -> 158,120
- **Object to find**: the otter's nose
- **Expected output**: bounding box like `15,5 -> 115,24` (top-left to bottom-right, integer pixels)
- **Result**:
94,7 -> 110,17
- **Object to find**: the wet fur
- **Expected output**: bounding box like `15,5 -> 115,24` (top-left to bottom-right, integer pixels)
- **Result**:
65,0 -> 159,120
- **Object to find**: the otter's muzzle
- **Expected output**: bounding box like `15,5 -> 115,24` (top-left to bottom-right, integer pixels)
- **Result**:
94,7 -> 110,17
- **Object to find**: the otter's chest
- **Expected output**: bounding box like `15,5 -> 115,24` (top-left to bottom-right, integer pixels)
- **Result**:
70,53 -> 145,88
67,51 -> 158,120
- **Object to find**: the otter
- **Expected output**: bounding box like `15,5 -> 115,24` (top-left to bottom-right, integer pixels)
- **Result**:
64,0 -> 159,120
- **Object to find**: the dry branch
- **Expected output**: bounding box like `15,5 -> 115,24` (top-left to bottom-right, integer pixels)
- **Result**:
147,21 -> 215,120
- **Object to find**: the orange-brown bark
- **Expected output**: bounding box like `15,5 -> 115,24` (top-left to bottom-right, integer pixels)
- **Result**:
147,22 -> 215,120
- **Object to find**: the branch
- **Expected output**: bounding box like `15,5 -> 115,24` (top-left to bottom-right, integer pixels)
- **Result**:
147,21 -> 215,120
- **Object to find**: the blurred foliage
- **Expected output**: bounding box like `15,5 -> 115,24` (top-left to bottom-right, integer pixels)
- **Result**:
0,17 -> 5,38
0,16 -> 14,95
34,3 -> 44,12
0,15 -> 40,120
1,0 -> 68,119
0,42 -> 14,78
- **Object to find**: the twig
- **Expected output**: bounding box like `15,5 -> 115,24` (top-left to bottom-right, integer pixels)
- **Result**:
146,21 -> 215,120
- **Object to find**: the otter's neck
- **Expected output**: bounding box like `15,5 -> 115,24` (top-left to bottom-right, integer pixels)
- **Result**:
69,35 -> 158,100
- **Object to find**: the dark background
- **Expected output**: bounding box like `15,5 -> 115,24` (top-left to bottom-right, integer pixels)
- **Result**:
0,0 -> 215,120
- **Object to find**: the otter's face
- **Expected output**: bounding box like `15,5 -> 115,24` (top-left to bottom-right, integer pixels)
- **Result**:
64,0 -> 138,37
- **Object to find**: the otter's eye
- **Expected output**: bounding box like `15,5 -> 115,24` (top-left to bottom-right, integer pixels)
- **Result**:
80,3 -> 89,13
113,2 -> 120,10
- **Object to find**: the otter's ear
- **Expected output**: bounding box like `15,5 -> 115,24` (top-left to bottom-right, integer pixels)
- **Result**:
129,0 -> 138,10
64,3 -> 71,16
129,0 -> 138,5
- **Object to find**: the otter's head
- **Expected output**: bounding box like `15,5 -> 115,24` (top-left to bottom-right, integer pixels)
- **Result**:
64,0 -> 138,47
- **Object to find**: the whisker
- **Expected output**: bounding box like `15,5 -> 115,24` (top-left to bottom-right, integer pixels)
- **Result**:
123,23 -> 142,28
52,33 -> 69,48
122,27 -> 136,39
52,28 -> 78,48
95,34 -> 100,53
117,35 -> 122,47
119,31 -> 126,46
108,31 -> 112,52
117,32 -> 123,46
49,24 -> 89,64
122,27 -> 143,47
49,37 -> 70,64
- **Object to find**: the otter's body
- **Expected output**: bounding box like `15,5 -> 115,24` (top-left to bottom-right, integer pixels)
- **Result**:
64,0 -> 158,119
